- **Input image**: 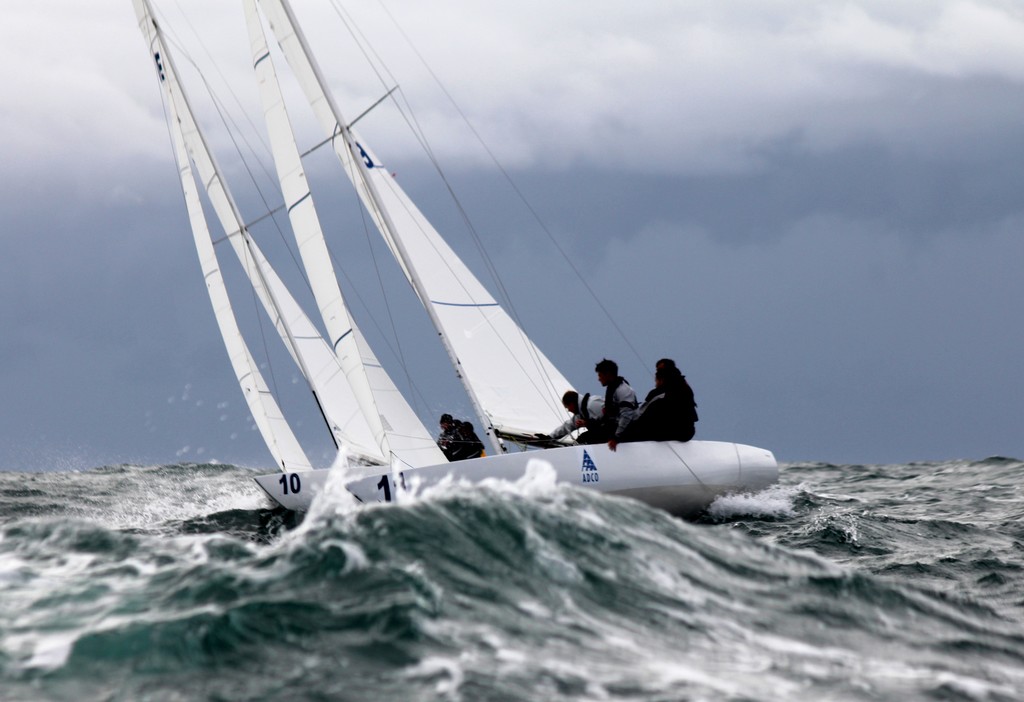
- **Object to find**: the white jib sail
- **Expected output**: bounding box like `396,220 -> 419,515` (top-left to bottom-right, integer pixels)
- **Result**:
135,0 -> 311,472
244,0 -> 446,468
258,0 -> 574,443
135,0 -> 385,465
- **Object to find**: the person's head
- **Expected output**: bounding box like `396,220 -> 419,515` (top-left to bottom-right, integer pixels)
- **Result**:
440,413 -> 453,429
654,367 -> 672,386
595,359 -> 617,386
561,390 -> 579,413
655,358 -> 682,381
655,358 -> 677,372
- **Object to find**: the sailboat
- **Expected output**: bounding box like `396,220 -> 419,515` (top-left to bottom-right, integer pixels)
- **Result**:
133,0 -> 778,518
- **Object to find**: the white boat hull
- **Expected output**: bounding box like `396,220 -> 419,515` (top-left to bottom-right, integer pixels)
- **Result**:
253,440 -> 778,519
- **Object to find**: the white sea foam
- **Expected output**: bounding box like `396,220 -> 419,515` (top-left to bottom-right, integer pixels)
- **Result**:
9,631 -> 76,671
400,457 -> 561,505
707,482 -> 801,519
293,448 -> 362,527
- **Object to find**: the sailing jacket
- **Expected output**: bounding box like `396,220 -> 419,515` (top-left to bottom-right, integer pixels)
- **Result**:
603,377 -> 639,440
624,376 -> 697,443
549,394 -> 606,440
438,420 -> 485,461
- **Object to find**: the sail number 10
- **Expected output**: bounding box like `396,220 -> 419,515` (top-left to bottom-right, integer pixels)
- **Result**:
278,473 -> 302,495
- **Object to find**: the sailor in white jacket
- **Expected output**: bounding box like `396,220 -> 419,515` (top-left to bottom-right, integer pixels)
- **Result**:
544,390 -> 606,444
595,358 -> 639,451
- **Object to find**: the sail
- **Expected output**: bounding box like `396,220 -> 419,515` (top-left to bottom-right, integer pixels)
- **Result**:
244,0 -> 446,468
134,0 -> 311,473
257,0 -> 573,442
134,0 -> 385,465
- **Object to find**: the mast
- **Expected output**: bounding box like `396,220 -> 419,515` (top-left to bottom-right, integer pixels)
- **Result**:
244,0 -> 447,468
136,0 -> 386,465
134,0 -> 312,472
259,0 -> 504,455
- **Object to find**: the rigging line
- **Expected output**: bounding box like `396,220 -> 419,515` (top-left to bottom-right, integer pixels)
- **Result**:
376,103 -> 568,417
326,3 -> 520,323
668,443 -> 714,498
202,74 -> 317,306
164,1 -> 276,175
327,243 -> 434,415
163,8 -> 324,334
238,229 -> 285,409
338,151 -> 431,415
325,4 -> 526,320
324,0 -> 565,416
349,86 -> 400,129
371,174 -> 567,418
328,0 -> 397,92
150,7 -> 291,445
297,85 -> 397,159
326,2 -> 574,415
152,18 -> 291,426
372,0 -> 646,370
176,79 -> 295,412
242,3 -> 434,417
364,100 -> 570,419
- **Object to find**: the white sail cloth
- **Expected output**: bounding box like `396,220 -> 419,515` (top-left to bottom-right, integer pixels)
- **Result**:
135,0 -> 386,466
258,0 -> 574,441
245,0 -> 446,468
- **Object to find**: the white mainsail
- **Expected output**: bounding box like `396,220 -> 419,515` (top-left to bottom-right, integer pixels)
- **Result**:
135,0 -> 312,473
244,0 -> 446,468
257,0 -> 574,446
135,0 -> 386,466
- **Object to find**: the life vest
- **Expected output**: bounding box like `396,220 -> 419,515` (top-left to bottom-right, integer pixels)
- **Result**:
579,393 -> 598,429
604,376 -> 638,418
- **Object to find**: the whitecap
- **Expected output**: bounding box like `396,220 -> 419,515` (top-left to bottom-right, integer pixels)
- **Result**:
707,482 -> 800,519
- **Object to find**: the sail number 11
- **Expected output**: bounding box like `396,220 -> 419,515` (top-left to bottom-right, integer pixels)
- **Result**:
279,473 -> 302,495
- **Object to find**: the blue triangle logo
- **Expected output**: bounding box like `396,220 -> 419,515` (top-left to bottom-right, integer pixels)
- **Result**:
581,450 -> 597,472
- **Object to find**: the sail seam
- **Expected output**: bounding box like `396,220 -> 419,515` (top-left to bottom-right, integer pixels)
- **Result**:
430,300 -> 500,308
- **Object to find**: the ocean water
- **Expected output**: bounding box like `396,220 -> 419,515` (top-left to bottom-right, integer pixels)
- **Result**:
1,457 -> 1022,701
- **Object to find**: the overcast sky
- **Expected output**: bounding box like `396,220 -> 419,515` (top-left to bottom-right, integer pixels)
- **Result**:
2,0 -> 1022,472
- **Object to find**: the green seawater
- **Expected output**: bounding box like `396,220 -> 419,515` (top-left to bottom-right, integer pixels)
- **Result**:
1,458 -> 1022,701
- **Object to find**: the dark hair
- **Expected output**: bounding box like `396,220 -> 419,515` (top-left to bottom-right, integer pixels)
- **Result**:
656,363 -> 682,383
561,390 -> 579,406
440,413 -> 453,424
655,358 -> 677,371
595,358 -> 618,375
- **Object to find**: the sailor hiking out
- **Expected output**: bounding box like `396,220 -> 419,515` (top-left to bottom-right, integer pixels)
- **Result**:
539,390 -> 607,445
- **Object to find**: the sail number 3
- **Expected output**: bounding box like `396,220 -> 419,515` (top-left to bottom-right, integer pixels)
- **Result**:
356,142 -> 375,169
